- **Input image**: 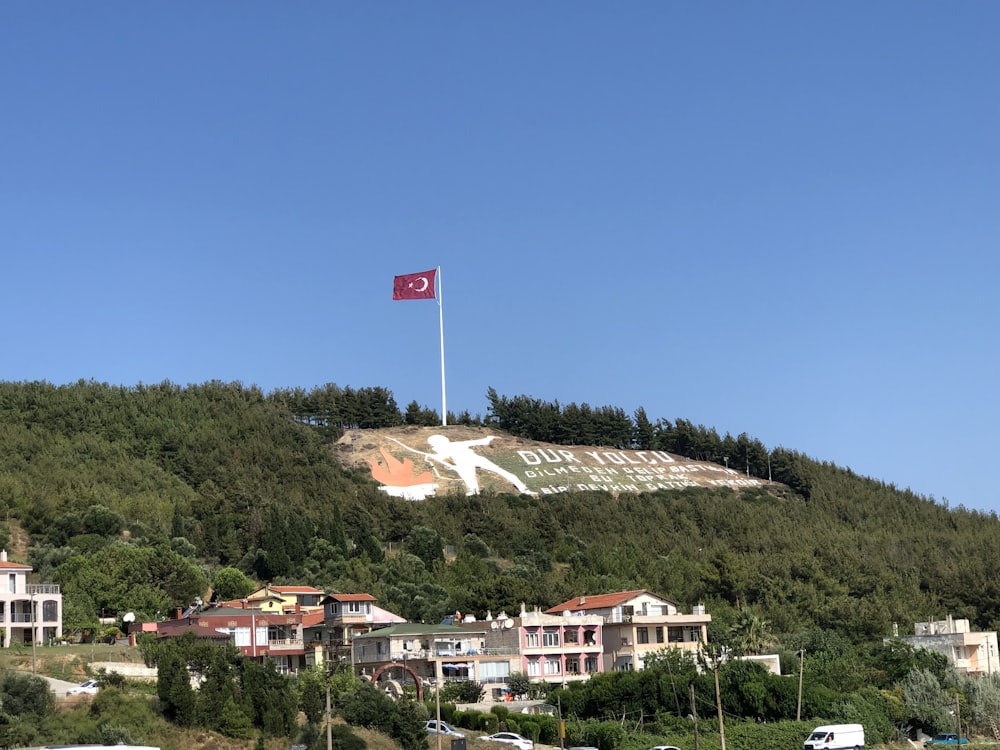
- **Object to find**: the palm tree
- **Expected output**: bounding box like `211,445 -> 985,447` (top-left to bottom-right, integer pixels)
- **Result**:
728,608 -> 773,655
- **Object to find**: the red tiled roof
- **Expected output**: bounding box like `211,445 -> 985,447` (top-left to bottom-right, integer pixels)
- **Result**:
302,610 -> 326,627
545,589 -> 652,614
326,593 -> 376,602
0,561 -> 31,570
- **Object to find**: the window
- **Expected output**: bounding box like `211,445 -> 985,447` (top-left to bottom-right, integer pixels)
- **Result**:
273,655 -> 290,675
637,627 -> 649,644
544,658 -> 561,675
668,626 -> 701,643
583,629 -> 597,646
43,601 -> 59,622
542,630 -> 560,647
565,657 -> 580,674
347,601 -> 366,614
527,659 -> 541,676
564,629 -> 579,644
655,626 -> 664,644
524,632 -> 539,648
480,661 -> 511,680
584,657 -> 599,673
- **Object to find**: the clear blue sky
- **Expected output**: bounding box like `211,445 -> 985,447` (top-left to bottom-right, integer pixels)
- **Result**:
3,3 -> 998,512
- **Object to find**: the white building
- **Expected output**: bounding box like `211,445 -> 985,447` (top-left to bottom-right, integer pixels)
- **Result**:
0,550 -> 62,646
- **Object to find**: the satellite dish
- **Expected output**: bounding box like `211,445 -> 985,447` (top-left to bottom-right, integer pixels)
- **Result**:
491,621 -> 499,630
504,619 -> 514,629
122,612 -> 135,623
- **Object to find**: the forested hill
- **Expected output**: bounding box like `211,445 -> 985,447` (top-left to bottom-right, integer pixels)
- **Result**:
1,379 -> 999,645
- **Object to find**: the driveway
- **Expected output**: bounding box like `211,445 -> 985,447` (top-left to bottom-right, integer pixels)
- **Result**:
38,674 -> 86,699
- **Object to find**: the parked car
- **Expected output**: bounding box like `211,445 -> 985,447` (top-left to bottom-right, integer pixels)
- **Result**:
924,734 -> 968,746
67,679 -> 100,695
482,732 -> 534,750
425,720 -> 465,738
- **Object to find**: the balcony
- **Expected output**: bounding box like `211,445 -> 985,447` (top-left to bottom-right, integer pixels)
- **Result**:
266,638 -> 305,652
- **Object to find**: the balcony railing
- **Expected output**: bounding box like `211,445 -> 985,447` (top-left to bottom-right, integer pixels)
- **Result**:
26,584 -> 61,595
266,638 -> 304,651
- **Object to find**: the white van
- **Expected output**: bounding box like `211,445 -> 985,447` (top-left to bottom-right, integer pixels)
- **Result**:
803,723 -> 865,750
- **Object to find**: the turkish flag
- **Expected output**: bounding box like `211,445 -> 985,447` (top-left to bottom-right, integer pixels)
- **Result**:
393,269 -> 437,300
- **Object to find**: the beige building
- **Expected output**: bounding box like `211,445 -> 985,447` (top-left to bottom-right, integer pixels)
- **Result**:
890,616 -> 999,675
546,589 -> 710,672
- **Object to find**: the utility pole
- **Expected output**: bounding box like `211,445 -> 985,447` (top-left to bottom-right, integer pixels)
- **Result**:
326,670 -> 332,750
435,662 -> 443,750
956,694 -> 962,742
712,654 -> 726,750
797,649 -> 805,722
690,683 -> 700,750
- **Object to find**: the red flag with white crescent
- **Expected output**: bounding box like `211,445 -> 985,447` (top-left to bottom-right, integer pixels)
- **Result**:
393,269 -> 437,300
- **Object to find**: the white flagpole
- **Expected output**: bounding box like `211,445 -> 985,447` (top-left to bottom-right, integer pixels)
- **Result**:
437,266 -> 447,426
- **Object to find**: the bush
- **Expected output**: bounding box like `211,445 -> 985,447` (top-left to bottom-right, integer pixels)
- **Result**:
0,671 -> 56,718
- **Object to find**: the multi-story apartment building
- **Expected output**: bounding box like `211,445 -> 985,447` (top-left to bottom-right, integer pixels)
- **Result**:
304,592 -> 406,669
546,589 -> 710,672
157,601 -> 307,674
468,607 -> 605,694
889,616 -> 1000,675
352,622 -> 516,700
0,550 -> 62,647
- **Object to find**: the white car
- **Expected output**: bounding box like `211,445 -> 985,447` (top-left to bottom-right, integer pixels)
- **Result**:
482,732 -> 534,750
67,679 -> 100,695
425,720 -> 465,738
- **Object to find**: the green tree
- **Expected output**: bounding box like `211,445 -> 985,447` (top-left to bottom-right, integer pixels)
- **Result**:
406,526 -> 445,569
212,567 -> 256,601
218,696 -> 254,739
0,671 -> 56,718
156,645 -> 196,726
903,668 -> 951,734
298,668 -> 327,726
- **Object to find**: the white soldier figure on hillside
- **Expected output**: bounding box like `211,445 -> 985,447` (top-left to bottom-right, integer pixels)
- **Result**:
389,433 -> 535,496
425,434 -> 535,495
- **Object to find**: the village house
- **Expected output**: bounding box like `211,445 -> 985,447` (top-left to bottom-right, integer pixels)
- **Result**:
889,615 -> 1000,675
244,584 -> 326,614
545,589 -> 711,672
0,550 -> 62,647
157,600 -> 309,674
303,592 -> 406,669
